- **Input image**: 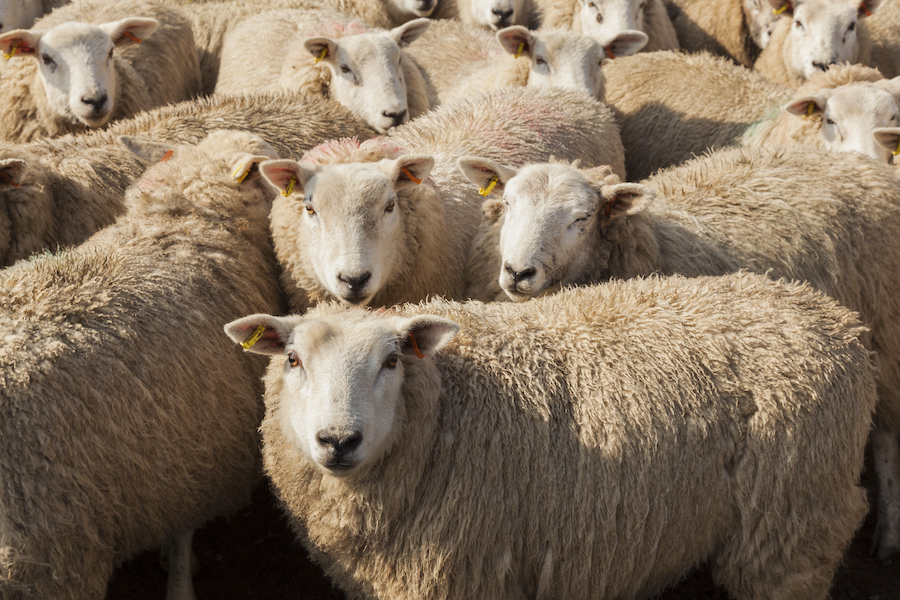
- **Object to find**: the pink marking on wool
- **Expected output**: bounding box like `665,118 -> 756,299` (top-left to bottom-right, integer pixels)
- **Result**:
359,137 -> 406,159
300,137 -> 407,164
303,21 -> 368,40
301,137 -> 362,164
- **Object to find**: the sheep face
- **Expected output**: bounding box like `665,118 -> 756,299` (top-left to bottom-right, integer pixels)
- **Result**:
771,0 -> 878,82
225,310 -> 459,476
301,20 -> 429,134
0,18 -> 158,128
468,0 -> 527,30
744,0 -> 780,48
786,79 -> 900,163
0,0 -> 43,34
497,27 -> 614,99
459,158 -> 652,300
261,155 -> 435,307
395,0 -> 439,17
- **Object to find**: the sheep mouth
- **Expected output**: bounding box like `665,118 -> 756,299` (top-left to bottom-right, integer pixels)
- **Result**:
411,0 -> 437,15
323,460 -> 359,476
340,294 -> 372,306
80,112 -> 111,128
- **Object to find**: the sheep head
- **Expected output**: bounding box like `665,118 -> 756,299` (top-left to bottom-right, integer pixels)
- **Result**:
459,156 -> 653,301
467,0 -> 529,29
0,17 -> 158,128
261,149 -> 434,307
225,308 -> 458,477
768,0 -> 880,82
294,18 -> 429,134
572,0 -> 652,54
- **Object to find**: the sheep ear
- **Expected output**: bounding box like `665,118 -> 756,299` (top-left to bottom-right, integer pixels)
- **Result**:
387,154 -> 434,190
874,127 -> 900,155
857,0 -> 881,18
597,182 -> 655,220
785,92 -> 829,117
118,136 -> 176,163
391,18 -> 430,47
304,37 -> 338,64
876,75 -> 900,101
398,315 -> 460,359
230,154 -> 271,184
497,26 -> 534,59
259,159 -> 317,197
604,30 -> 648,59
101,18 -> 159,48
224,314 -> 299,355
768,0 -> 793,16
457,156 -> 517,196
0,158 -> 25,189
0,29 -> 40,59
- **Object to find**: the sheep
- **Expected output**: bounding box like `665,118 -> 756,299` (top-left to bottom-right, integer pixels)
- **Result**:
455,0 -> 540,29
603,52 -> 899,179
215,9 -> 430,134
539,0 -> 679,53
259,86 -> 625,312
0,0 -> 67,33
456,143 -> 900,560
0,129 -> 285,599
407,22 -> 643,106
873,126 -> 900,166
0,91 -> 376,268
753,0 -> 884,86
225,270 -> 876,600
0,0 -> 202,143
662,0 -> 780,66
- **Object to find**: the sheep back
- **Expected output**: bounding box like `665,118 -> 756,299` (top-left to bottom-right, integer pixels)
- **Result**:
663,0 -> 760,66
263,272 -> 875,600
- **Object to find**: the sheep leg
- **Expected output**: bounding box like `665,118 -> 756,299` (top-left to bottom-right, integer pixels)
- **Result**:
871,428 -> 900,560
164,529 -> 198,600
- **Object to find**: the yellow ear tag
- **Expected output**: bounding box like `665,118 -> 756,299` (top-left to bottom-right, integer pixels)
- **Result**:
514,42 -> 524,58
232,163 -> 251,183
806,101 -> 815,117
893,138 -> 900,156
479,176 -> 498,197
315,48 -> 327,63
401,166 -> 422,184
4,42 -> 19,60
241,325 -> 266,349
281,175 -> 297,197
122,31 -> 142,44
773,3 -> 789,15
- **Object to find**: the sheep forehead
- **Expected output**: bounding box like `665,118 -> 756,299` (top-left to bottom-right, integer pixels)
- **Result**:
40,22 -> 112,53
506,165 -> 595,212
538,31 -> 602,61
828,85 -> 899,120
308,164 -> 392,215
794,0 -> 856,28
337,32 -> 401,67
292,314 -> 399,373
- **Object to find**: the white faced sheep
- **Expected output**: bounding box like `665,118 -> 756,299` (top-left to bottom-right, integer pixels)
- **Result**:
457,143 -> 900,560
226,271 -> 876,600
0,130 -> 285,599
456,0 -> 539,29
539,0 -> 679,52
215,9 -> 429,134
603,52 -> 899,179
0,0 -> 202,143
407,21 -> 641,106
259,85 -> 625,312
754,0 -> 884,86
0,91 -> 376,268
663,0 -> 779,66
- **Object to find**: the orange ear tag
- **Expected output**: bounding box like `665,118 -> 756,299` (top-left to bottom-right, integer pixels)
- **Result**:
122,31 -> 142,44
861,1 -> 872,16
605,45 -> 615,60
408,332 -> 426,359
159,150 -> 174,162
401,166 -> 422,184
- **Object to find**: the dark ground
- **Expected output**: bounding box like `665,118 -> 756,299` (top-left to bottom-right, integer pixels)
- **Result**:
106,445 -> 900,600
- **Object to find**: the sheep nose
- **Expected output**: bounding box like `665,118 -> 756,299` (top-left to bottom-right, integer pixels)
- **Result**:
812,61 -> 829,72
81,93 -> 108,111
505,263 -> 536,283
492,7 -> 514,24
317,431 -> 363,457
338,271 -> 372,295
382,109 -> 407,127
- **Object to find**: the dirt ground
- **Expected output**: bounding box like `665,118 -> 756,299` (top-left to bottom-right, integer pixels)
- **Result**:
106,446 -> 900,600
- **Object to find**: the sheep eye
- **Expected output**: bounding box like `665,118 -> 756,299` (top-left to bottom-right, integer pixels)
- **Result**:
383,354 -> 399,369
305,205 -> 316,216
535,56 -> 546,65
825,117 -> 835,125
385,199 -> 395,213
340,64 -> 351,73
287,351 -> 301,368
108,48 -> 113,59
793,20 -> 803,29
40,53 -> 55,66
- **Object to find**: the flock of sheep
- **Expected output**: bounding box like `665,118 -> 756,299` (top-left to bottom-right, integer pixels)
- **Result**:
0,0 -> 898,598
